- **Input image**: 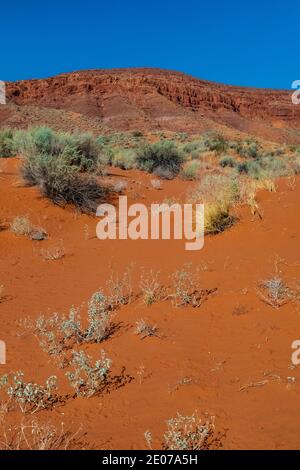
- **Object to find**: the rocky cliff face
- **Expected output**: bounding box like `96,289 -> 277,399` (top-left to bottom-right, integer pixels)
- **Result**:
2,68 -> 300,142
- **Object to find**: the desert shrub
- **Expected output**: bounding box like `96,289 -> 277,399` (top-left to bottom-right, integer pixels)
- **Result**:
30,127 -> 57,154
171,264 -> 205,307
163,412 -> 215,450
0,418 -> 84,450
237,160 -> 264,179
260,155 -> 292,178
189,175 -> 239,233
233,139 -> 261,159
202,131 -> 228,154
219,155 -> 235,168
0,372 -> 58,413
190,174 -> 240,206
257,277 -> 291,308
12,129 -> 35,156
40,243 -> 66,261
181,140 -> 206,156
85,291 -> 115,343
66,350 -> 111,397
204,202 -> 235,234
10,216 -> 32,237
33,308 -> 82,359
15,127 -> 105,172
177,132 -> 188,142
181,161 -> 199,180
152,166 -> 176,179
0,129 -> 15,157
288,144 -> 299,153
111,148 -> 137,170
70,132 -> 103,170
132,130 -> 144,139
21,152 -> 106,214
29,291 -> 115,363
139,270 -> 164,306
112,180 -> 127,193
136,140 -> 184,178
105,270 -> 133,309
291,155 -> 300,174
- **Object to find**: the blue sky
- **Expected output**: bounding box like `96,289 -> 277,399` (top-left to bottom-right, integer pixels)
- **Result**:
0,0 -> 298,88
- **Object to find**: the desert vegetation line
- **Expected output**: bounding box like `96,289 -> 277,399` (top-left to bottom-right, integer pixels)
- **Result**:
1,126 -> 300,235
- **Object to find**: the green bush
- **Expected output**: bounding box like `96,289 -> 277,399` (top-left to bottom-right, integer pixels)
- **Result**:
0,129 -> 15,157
291,155 -> 300,174
131,130 -> 144,139
181,161 -> 199,180
111,149 -> 137,170
219,155 -> 235,168
202,131 -> 228,154
181,140 -> 206,157
70,132 -> 104,170
235,140 -> 260,159
136,140 -> 184,178
15,127 -> 104,172
237,160 -> 264,178
21,152 -> 106,214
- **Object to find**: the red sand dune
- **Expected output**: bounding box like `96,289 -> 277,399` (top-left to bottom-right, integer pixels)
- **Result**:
1,157 -> 300,449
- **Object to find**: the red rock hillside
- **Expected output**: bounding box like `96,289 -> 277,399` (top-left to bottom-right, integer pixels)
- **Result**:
1,68 -> 300,143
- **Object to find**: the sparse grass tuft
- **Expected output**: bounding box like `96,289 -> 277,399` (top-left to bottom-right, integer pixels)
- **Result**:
40,243 -> 66,261
135,319 -> 158,339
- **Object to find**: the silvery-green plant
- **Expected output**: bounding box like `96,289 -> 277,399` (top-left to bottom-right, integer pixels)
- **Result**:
163,412 -> 214,450
34,307 -> 82,357
84,291 -> 115,343
0,371 -> 58,413
257,277 -> 291,308
66,350 -> 111,397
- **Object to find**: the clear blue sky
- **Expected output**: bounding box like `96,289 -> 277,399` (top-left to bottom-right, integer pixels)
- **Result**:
0,0 -> 299,89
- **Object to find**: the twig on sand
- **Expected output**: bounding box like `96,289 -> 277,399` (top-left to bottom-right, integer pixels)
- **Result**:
239,380 -> 269,392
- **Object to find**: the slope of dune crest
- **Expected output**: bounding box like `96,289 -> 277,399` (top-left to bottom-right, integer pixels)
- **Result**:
2,68 -> 300,142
